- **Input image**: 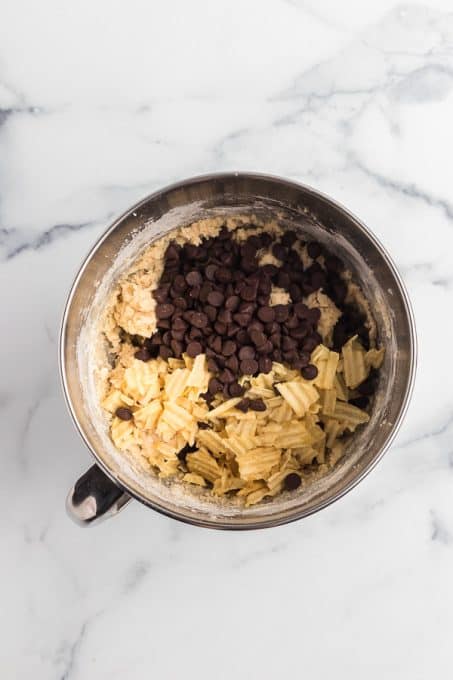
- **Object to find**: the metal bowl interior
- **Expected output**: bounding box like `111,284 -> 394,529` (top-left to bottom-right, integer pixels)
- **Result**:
60,173 -> 416,529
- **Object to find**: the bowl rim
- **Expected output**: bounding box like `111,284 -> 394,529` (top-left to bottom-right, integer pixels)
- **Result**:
60,171 -> 417,530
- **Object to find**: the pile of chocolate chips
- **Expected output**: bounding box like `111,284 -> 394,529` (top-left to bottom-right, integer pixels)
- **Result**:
134,226 -> 371,405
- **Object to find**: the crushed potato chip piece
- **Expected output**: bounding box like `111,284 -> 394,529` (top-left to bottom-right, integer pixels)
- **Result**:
342,336 -> 368,389
196,429 -> 227,457
123,360 -> 161,403
101,389 -> 135,413
236,447 -> 282,481
365,347 -> 385,369
276,380 -> 318,417
134,400 -> 162,430
334,400 -> 370,431
334,374 -> 349,401
183,472 -> 207,487
186,449 -> 222,483
312,345 -> 339,390
206,397 -> 242,419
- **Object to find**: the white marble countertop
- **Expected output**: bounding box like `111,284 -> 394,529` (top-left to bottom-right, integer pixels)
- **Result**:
2,1 -> 453,677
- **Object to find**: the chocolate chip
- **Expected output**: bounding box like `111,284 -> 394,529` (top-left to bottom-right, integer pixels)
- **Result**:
249,398 -> 266,412
222,340 -> 236,356
185,271 -> 202,287
226,323 -> 240,338
191,312 -> 208,328
116,407 -> 133,421
284,473 -> 301,490
239,285 -> 258,302
239,301 -> 256,315
276,271 -> 291,289
307,308 -> 321,325
281,230 -> 297,247
173,297 -> 188,310
250,329 -> 266,347
186,341 -> 203,358
236,398 -> 250,413
172,274 -> 186,291
153,284 -> 170,303
225,354 -> 239,372
286,315 -> 299,329
207,358 -> 219,373
146,333 -> 162,348
215,268 -> 232,284
293,353 -> 310,370
233,313 -> 250,327
256,232 -> 271,248
205,264 -> 217,281
258,278 -> 272,296
188,286 -> 201,301
302,335 -> 319,353
262,264 -> 278,278
199,283 -> 212,303
209,335 -> 222,353
273,304 -> 289,323
188,327 -> 202,341
208,377 -> 223,394
259,357 -> 273,373
272,349 -> 282,362
311,270 -> 327,291
249,319 -> 265,332
272,243 -> 288,260
170,339 -> 183,356
213,321 -> 227,335
162,331 -> 172,345
225,295 -> 240,311
219,368 -> 235,384
294,302 -> 309,319
312,331 -> 322,345
289,325 -> 309,341
229,381 -> 245,397
205,305 -> 217,323
156,303 -> 175,319
257,306 -> 275,323
157,319 -> 171,331
236,330 -> 250,345
307,242 -> 322,259
207,291 -> 224,307
301,364 -> 318,380
282,336 -> 297,351
173,317 -> 188,332
217,309 -> 232,324
265,321 -> 279,335
240,358 -> 258,375
166,242 -> 181,259
289,283 -> 302,302
283,350 -> 298,364
134,348 -> 151,362
270,333 -> 281,348
256,340 -> 273,355
159,345 -> 172,360
238,346 -> 255,360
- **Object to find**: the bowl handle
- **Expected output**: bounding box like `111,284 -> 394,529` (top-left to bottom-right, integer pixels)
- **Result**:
66,464 -> 131,526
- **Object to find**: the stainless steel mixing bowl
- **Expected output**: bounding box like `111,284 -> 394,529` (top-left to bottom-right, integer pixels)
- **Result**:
60,173 -> 416,529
